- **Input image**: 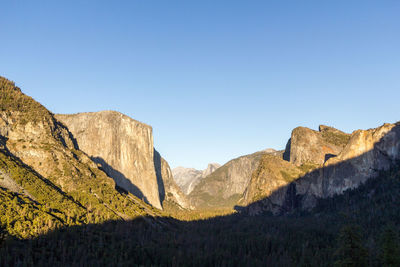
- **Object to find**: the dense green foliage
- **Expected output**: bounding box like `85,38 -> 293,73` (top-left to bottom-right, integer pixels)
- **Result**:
0,149 -> 87,223
334,225 -> 368,267
0,77 -> 52,124
1,75 -> 398,265
0,147 -> 162,239
0,187 -> 65,239
379,225 -> 400,267
1,165 -> 399,266
0,75 -> 163,238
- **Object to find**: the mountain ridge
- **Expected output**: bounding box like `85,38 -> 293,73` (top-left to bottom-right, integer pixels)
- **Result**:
0,76 -> 163,238
172,163 -> 221,195
188,149 -> 280,209
56,111 -> 189,210
243,122 -> 400,215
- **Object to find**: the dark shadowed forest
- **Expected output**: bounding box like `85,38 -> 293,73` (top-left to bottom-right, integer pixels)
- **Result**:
1,166 -> 399,266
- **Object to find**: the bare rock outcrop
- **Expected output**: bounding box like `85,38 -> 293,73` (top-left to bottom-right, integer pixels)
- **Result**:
56,111 -> 189,210
321,122 -> 400,196
172,163 -> 220,195
0,76 -> 161,221
189,150 -> 278,209
56,111 -> 162,209
284,125 -> 350,166
173,167 -> 202,195
243,123 -> 400,215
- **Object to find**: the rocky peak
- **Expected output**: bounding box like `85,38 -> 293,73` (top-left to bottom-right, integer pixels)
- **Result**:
203,163 -> 221,177
172,163 -> 221,195
243,122 -> 400,215
319,125 -> 341,133
285,125 -> 350,166
325,122 -> 400,172
56,111 -> 161,208
56,111 -> 189,210
189,151 -> 268,209
262,148 -> 277,153
0,76 -> 162,222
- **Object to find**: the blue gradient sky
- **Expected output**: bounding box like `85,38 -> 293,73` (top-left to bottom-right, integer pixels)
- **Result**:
1,1 -> 399,169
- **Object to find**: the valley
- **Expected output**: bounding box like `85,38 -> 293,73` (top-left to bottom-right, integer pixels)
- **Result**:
0,76 -> 399,266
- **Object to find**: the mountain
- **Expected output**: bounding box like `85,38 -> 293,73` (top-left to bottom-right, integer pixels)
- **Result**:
172,163 -> 220,195
0,76 -> 162,238
3,153 -> 399,266
55,111 -> 162,208
283,125 -> 350,165
56,111 -> 189,210
243,123 -> 400,214
189,149 -> 278,209
1,75 -> 399,266
188,122 -> 400,214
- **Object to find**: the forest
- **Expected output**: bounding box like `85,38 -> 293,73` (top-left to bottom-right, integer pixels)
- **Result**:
1,165 -> 399,266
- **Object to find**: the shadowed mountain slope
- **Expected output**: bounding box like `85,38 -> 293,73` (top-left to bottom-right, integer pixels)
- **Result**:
2,156 -> 399,266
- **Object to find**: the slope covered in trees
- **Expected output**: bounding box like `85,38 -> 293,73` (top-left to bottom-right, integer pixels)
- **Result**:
1,164 -> 399,266
1,76 -> 399,266
0,76 -> 163,240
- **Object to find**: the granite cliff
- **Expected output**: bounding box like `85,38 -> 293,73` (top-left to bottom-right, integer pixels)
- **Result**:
56,111 -> 188,210
283,125 -> 350,165
0,76 -> 161,237
172,163 -> 220,195
189,149 -> 278,209
243,123 -> 400,215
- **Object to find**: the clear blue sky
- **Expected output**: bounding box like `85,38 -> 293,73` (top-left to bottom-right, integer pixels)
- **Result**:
1,1 -> 399,169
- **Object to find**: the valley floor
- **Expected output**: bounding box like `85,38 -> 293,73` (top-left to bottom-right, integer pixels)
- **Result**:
1,167 -> 399,266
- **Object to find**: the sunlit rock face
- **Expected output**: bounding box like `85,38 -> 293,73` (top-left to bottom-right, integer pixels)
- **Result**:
285,125 -> 350,166
189,150 -> 279,209
244,123 -> 400,215
321,123 -> 400,196
56,111 -> 162,209
0,76 -> 164,223
172,163 -> 221,195
56,111 -> 189,210
0,100 -> 105,195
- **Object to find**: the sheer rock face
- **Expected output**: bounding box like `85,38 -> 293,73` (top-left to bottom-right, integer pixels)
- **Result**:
287,125 -> 350,166
56,111 -> 162,208
0,76 -> 161,222
172,167 -> 202,195
321,123 -> 400,196
172,163 -> 221,195
244,123 -> 400,215
189,150 -> 279,209
56,111 -> 189,210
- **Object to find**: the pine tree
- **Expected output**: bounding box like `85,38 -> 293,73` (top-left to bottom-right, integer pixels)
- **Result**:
380,225 -> 400,267
334,225 -> 368,267
0,226 -> 5,248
